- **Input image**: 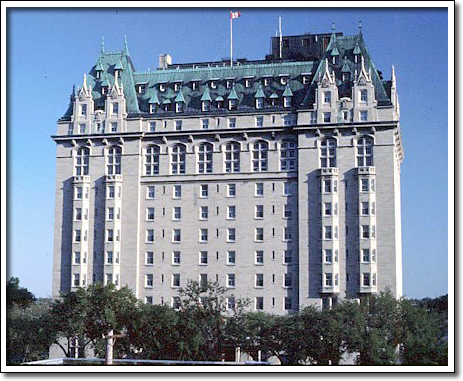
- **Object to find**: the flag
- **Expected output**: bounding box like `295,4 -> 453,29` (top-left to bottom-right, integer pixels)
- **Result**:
230,11 -> 241,19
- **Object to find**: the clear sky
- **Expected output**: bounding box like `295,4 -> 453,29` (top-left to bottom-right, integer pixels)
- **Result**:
6,5 -> 450,299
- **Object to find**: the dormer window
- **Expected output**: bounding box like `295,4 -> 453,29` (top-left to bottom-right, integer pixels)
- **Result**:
342,72 -> 350,82
279,75 -> 289,85
96,70 -> 102,79
202,101 -> 210,112
263,77 -> 271,87
159,83 -> 166,92
283,96 -> 291,108
226,79 -> 234,89
192,81 -> 200,90
256,98 -> 264,109
244,78 -> 252,88
302,75 -> 311,85
210,80 -> 218,89
174,83 -> 181,92
332,56 -> 339,65
229,99 -> 237,110
355,54 -> 360,64
114,69 -> 122,78
216,100 -> 223,109
137,84 -> 146,94
149,104 -> 158,114
176,102 -> 184,113
101,86 -> 107,95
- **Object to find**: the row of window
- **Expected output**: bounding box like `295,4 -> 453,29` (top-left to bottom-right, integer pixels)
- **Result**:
74,136 -> 373,177
143,250 -> 294,266
144,272 -> 294,289
322,90 -> 369,106
320,224 -> 376,240
323,272 -> 377,288
148,295 -> 294,311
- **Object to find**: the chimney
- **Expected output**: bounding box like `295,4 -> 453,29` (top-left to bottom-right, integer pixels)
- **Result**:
159,54 -> 172,69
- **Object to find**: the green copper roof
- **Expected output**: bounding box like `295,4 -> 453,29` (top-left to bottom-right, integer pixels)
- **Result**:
201,86 -> 212,101
269,93 -> 279,99
353,44 -> 362,55
341,61 -> 350,72
100,75 -> 110,87
214,95 -> 224,101
330,46 -> 340,56
115,60 -> 124,70
174,89 -> 186,103
282,85 -> 293,97
95,62 -> 104,71
148,92 -> 160,104
227,86 -> 239,100
162,99 -> 171,104
254,85 -> 265,98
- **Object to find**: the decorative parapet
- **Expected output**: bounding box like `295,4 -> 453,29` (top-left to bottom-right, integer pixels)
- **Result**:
106,174 -> 123,182
73,175 -> 91,183
319,167 -> 338,176
357,166 -> 376,175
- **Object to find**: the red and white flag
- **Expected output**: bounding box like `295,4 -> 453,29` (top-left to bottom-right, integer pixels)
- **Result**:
230,11 -> 241,19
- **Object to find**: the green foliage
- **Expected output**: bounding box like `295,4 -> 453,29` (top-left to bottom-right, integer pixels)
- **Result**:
7,277 -> 36,309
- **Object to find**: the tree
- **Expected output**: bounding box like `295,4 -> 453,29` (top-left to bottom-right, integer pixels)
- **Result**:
7,277 -> 35,309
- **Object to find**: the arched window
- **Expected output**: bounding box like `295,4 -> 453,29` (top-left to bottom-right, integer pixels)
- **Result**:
107,146 -> 121,175
357,136 -> 374,167
171,144 -> 186,174
320,139 -> 336,168
75,147 -> 89,176
281,140 -> 297,171
224,142 -> 240,173
252,141 -> 268,172
145,145 -> 160,175
198,143 -> 213,174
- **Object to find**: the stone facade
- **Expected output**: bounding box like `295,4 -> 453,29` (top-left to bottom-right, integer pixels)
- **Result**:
52,28 -> 403,313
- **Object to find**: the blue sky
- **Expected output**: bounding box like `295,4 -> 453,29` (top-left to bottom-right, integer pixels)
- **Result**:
7,6 -> 450,299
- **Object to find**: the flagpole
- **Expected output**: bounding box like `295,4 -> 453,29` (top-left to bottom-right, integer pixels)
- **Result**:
230,12 -> 233,67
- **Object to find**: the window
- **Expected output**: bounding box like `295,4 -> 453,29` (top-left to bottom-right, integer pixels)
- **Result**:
146,252 -> 154,265
256,98 -> 264,110
74,229 -> 82,243
285,297 -> 292,310
361,202 -> 369,215
361,178 -> 369,192
362,273 -> 370,287
111,102 -> 119,116
146,207 -> 155,221
360,89 -> 368,103
256,116 -> 264,127
75,186 -> 83,199
172,251 -> 181,265
283,182 -> 291,196
255,205 -> 264,219
79,124 -> 86,134
227,206 -> 236,219
284,227 -> 292,241
224,142 -> 240,173
227,251 -> 236,265
325,249 -> 332,263
199,118 -> 209,130
227,273 -> 236,288
146,229 -> 154,242
199,251 -> 208,265
106,251 -> 114,265
283,115 -> 294,126
320,139 -> 336,168
362,249 -> 370,262
263,77 -> 271,86
255,274 -> 264,287
255,183 -> 264,196
227,297 -> 236,309
105,273 -> 113,285
360,110 -> 368,122
107,185 -> 114,199
227,184 -> 236,197
73,273 -> 80,287
200,206 -> 208,220
284,274 -> 292,288
200,184 -> 208,198
175,102 -> 184,113
73,251 -> 81,264
74,208 -> 82,221
75,147 -> 89,176
280,140 -> 296,171
255,228 -> 264,241
324,202 -> 332,216
227,228 -> 236,242
255,297 -> 264,310
362,225 -> 370,239
229,99 -> 237,110
80,104 -> 87,117
171,145 -> 186,174
147,186 -> 155,199
173,185 -> 182,199
198,143 -> 213,174
173,229 -> 181,242
145,146 -> 160,175
145,296 -> 153,305
357,136 -> 374,167
110,122 -> 117,132
323,112 -> 331,123
323,91 -> 331,105
199,228 -> 208,242
325,273 -> 333,287
192,81 -> 199,90
324,226 -> 332,239
284,204 -> 292,218
199,274 -> 208,287
107,146 -> 122,175
284,250 -> 292,264
283,96 -> 291,108
228,118 -> 236,128
252,141 -> 268,172
172,274 -> 180,287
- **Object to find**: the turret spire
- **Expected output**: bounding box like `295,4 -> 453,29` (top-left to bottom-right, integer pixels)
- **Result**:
124,35 -> 129,55
101,36 -> 105,53
358,20 -> 362,36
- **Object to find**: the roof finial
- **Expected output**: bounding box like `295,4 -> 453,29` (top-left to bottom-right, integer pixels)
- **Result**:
358,20 -> 362,35
124,35 -> 129,55
332,22 -> 335,32
83,73 -> 87,91
101,36 -> 105,53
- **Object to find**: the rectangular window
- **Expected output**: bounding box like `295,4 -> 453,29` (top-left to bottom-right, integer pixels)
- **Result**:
323,91 -> 331,105
255,228 -> 264,241
324,226 -> 332,239
361,178 -> 369,192
145,274 -> 153,287
228,118 -> 236,128
200,206 -> 208,220
256,116 -> 264,127
255,297 -> 264,310
362,225 -> 370,239
227,205 -> 236,219
149,121 -> 156,132
323,112 -> 331,123
106,229 -> 115,242
284,204 -> 292,218
255,274 -> 264,287
110,122 -> 117,132
227,251 -> 236,265
227,184 -> 236,197
146,252 -> 154,265
73,273 -> 80,287
111,103 -> 119,116
283,182 -> 291,196
74,208 -> 82,221
80,104 -> 87,117
199,274 -> 208,287
106,251 -> 113,264
173,207 -> 181,220
201,119 -> 209,130
285,297 -> 292,310
73,251 -> 81,264
79,124 -> 86,134
284,274 -> 292,288
227,296 -> 236,309
325,273 -> 333,287
200,184 -> 208,198
324,202 -> 332,216
361,202 -> 369,215
362,249 -> 370,262
172,251 -> 181,265
107,185 -> 115,199
145,296 -> 153,305
172,297 -> 181,310
172,274 -> 180,287
255,251 -> 264,264
325,249 -> 332,263
227,273 -> 236,288
147,186 -> 155,199
323,179 -> 332,193
284,250 -> 292,264
199,251 -> 208,265
146,229 -> 154,242
227,228 -> 236,242
360,110 -> 368,122
255,205 -> 264,218
75,187 -> 83,199
363,273 -> 370,287
146,207 -> 155,221
255,183 -> 264,196
106,273 -> 113,285
175,120 -> 182,131
173,229 -> 181,242
173,185 -> 182,199
284,227 -> 292,241
200,229 -> 208,242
